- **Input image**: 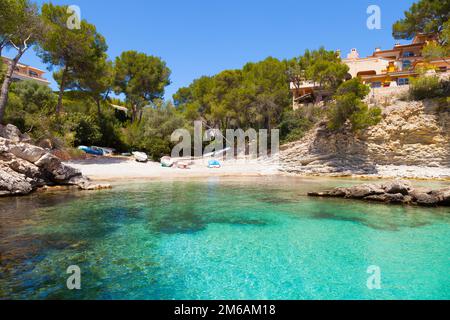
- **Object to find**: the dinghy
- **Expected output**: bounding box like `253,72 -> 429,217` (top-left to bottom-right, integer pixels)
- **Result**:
161,156 -> 174,167
177,161 -> 189,169
132,151 -> 148,163
78,146 -> 104,156
208,159 -> 221,169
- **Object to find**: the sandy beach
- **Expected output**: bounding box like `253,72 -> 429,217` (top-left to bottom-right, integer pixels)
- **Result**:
66,157 -> 280,181
65,156 -> 450,182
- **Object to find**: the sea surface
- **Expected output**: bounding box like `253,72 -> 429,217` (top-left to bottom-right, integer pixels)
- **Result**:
0,177 -> 449,300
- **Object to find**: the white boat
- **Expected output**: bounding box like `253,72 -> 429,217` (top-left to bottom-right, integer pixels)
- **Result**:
161,156 -> 174,167
132,151 -> 148,163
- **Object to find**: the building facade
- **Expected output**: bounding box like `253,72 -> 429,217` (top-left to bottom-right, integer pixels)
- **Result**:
291,34 -> 450,110
1,57 -> 50,86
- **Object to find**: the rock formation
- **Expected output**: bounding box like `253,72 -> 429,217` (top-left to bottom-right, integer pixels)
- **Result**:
280,98 -> 450,179
0,124 -> 110,196
308,180 -> 450,206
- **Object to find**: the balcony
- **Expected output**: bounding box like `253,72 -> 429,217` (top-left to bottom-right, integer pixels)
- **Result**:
12,70 -> 50,84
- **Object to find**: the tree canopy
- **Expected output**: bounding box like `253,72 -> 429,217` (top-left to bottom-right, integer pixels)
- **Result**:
392,0 -> 450,40
327,78 -> 381,131
62,54 -> 114,114
37,3 -> 108,114
422,20 -> 450,60
0,0 -> 42,122
174,57 -> 291,131
288,48 -> 349,91
114,51 -> 171,122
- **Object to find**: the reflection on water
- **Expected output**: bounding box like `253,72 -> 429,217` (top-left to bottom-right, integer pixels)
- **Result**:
0,176 -> 449,299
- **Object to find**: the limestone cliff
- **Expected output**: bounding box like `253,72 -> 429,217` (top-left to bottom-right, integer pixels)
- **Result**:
280,99 -> 450,179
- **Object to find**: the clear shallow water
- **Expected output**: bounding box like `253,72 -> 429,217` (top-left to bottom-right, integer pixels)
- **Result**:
0,177 -> 449,300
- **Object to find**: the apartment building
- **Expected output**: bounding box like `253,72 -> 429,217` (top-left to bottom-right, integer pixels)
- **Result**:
291,34 -> 449,110
1,57 -> 50,86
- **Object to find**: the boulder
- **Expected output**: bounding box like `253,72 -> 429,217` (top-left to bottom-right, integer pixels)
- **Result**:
430,187 -> 450,206
345,184 -> 385,199
364,193 -> 405,204
308,181 -> 449,207
0,124 -> 24,142
382,180 -> 413,195
409,188 -> 438,206
68,175 -> 112,190
9,143 -> 47,163
0,124 -> 111,196
0,164 -> 33,196
34,153 -> 81,182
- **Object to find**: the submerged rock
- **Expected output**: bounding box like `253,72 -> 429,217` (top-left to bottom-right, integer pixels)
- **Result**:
0,124 -> 111,196
308,180 -> 450,207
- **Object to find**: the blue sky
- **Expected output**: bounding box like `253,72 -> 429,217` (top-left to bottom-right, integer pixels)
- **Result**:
4,0 -> 416,100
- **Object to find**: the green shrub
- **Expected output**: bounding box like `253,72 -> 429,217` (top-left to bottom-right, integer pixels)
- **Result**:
279,107 -> 319,143
327,78 -> 381,131
120,104 -> 188,159
409,75 -> 446,100
60,113 -> 102,147
4,81 -> 57,131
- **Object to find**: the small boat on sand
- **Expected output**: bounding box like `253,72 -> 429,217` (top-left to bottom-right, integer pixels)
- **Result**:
177,161 -> 189,169
208,159 -> 221,169
132,151 -> 148,163
98,147 -> 116,156
78,146 -> 104,156
161,156 -> 174,167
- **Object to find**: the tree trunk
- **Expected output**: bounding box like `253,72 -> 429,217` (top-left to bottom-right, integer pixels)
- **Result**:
56,67 -> 68,115
96,98 -> 102,116
131,104 -> 137,123
0,51 -> 25,123
0,39 -> 7,57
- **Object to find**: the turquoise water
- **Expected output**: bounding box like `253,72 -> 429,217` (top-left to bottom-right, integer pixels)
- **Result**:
0,177 -> 449,300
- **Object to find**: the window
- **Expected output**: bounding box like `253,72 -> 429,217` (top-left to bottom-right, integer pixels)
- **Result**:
403,51 -> 415,57
29,70 -> 39,77
402,60 -> 412,70
397,78 -> 409,86
371,82 -> 382,88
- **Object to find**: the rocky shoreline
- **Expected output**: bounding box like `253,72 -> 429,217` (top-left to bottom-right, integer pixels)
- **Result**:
308,180 -> 450,207
280,99 -> 450,180
0,124 -> 110,197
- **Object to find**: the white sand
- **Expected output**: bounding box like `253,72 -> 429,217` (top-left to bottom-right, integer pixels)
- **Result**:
66,157 -> 450,182
65,157 -> 280,181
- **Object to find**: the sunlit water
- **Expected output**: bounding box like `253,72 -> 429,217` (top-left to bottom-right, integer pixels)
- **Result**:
0,176 -> 449,300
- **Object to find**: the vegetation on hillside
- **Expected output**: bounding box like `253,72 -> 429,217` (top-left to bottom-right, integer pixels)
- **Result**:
409,75 -> 450,101
327,79 -> 382,131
